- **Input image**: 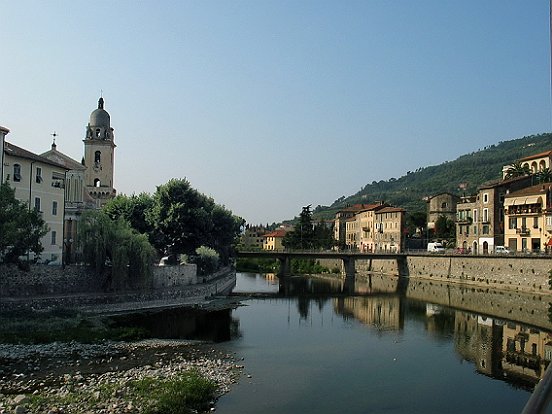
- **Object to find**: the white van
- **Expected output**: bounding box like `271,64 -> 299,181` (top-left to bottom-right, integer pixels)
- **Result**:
494,246 -> 511,255
427,242 -> 445,253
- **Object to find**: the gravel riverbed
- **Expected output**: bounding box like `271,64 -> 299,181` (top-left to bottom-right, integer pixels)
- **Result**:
0,339 -> 244,413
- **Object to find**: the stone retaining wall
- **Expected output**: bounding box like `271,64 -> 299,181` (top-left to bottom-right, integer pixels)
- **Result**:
0,264 -> 235,313
321,255 -> 552,294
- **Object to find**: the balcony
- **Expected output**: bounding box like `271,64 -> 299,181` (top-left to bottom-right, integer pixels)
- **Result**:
516,227 -> 530,236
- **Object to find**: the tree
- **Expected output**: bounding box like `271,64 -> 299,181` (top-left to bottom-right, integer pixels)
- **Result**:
283,205 -> 315,249
536,167 -> 552,184
79,210 -> 156,288
147,179 -> 242,264
505,161 -> 531,179
434,215 -> 456,245
0,183 -> 47,264
103,193 -> 155,235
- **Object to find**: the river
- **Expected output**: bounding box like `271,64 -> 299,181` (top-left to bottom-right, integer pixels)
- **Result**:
211,272 -> 552,414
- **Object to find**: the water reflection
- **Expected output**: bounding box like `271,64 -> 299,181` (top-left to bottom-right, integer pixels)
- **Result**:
114,272 -> 552,397
233,272 -> 552,390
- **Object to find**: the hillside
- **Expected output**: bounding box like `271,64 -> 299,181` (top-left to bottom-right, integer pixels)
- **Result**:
312,132 -> 552,220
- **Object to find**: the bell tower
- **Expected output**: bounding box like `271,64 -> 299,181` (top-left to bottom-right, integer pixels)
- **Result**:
83,96 -> 116,206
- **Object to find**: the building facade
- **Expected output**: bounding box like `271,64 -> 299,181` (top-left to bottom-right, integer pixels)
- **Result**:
456,176 -> 533,254
504,184 -> 552,253
427,193 -> 460,231
263,228 -> 287,251
374,207 -> 406,252
2,142 -> 69,263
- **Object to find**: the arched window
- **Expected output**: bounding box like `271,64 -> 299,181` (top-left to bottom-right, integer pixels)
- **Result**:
531,162 -> 538,173
95,128 -> 101,138
13,164 -> 21,182
94,178 -> 101,187
94,151 -> 101,164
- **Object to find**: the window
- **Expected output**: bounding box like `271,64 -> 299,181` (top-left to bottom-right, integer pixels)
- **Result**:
52,201 -> 58,216
36,167 -> 43,183
509,217 -> 517,229
51,231 -> 57,245
34,197 -> 41,212
483,208 -> 489,223
483,193 -> 489,203
482,225 -> 489,235
13,164 -> 21,182
94,178 -> 101,187
533,217 -> 539,229
94,151 -> 101,164
473,209 -> 478,223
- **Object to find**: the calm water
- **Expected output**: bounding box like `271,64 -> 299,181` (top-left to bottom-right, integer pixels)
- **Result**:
213,272 -> 552,414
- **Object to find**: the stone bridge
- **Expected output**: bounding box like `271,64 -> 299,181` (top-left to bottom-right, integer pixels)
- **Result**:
237,250 -> 407,279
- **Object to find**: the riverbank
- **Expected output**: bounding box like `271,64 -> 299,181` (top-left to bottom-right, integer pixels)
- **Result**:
0,339 -> 244,414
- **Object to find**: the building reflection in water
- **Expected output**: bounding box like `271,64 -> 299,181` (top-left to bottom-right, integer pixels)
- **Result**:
332,290 -> 552,390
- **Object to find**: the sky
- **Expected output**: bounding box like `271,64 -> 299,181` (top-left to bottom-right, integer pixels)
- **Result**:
1,0 -> 551,225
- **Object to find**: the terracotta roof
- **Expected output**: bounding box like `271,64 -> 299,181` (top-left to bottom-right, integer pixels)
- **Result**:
4,141 -> 68,170
340,203 -> 387,213
519,150 -> 552,162
376,206 -> 405,213
264,229 -> 287,238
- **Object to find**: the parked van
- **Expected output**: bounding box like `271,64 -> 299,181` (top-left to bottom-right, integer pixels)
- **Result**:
427,242 -> 445,253
494,246 -> 511,255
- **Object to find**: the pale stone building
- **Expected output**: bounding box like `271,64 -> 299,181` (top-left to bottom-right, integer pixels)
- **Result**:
2,141 -> 70,263
504,183 -> 552,253
427,192 -> 460,231
240,225 -> 268,250
41,141 -> 94,263
374,206 -> 406,252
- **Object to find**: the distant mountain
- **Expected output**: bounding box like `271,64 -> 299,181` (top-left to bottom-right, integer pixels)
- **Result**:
312,133 -> 552,220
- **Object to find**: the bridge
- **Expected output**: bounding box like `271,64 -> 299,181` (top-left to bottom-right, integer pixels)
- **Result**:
236,250 -> 407,279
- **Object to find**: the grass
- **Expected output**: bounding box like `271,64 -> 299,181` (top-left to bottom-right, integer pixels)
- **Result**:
26,370 -> 216,414
0,308 -> 150,344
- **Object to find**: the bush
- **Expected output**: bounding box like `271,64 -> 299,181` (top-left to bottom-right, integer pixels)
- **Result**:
190,246 -> 220,276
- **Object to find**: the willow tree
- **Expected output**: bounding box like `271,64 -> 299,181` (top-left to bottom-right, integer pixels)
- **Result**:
79,210 -> 156,289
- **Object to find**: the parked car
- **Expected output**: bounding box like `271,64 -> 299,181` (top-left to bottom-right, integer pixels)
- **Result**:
427,242 -> 445,253
494,246 -> 511,255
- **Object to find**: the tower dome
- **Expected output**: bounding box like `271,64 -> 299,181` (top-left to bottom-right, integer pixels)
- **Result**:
89,97 -> 110,128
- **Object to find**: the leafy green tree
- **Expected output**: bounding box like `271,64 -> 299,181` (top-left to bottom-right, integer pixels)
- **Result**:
434,215 -> 456,245
103,193 -> 155,235
147,179 -> 242,264
190,245 -> 220,276
79,210 -> 156,288
406,211 -> 427,236
0,183 -> 48,264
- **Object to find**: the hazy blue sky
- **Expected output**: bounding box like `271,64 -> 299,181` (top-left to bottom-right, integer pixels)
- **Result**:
1,1 -> 551,224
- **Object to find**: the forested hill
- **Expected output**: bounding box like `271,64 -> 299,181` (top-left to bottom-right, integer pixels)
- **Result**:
312,133 -> 552,220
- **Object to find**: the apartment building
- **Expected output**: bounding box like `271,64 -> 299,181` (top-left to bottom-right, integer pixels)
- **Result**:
456,176 -> 533,254
504,184 -> 552,253
263,228 -> 287,251
374,207 -> 406,252
240,225 -> 268,250
3,141 -> 70,263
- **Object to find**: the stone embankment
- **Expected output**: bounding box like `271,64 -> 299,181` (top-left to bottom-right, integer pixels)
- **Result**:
320,255 -> 552,294
0,339 -> 245,414
0,265 -> 236,314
